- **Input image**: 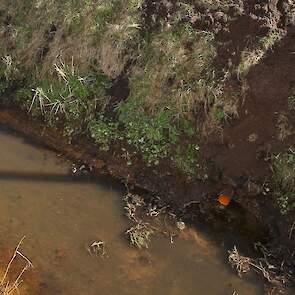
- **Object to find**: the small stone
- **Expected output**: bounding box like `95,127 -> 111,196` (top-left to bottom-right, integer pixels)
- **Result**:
248,133 -> 258,142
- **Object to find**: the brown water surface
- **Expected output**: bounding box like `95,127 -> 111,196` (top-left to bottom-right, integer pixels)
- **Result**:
0,126 -> 264,295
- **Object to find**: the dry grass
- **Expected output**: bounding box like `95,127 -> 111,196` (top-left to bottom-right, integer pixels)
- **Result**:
0,237 -> 33,295
128,24 -> 218,113
276,113 -> 294,141
237,29 -> 285,79
228,245 -> 290,285
1,0 -> 145,86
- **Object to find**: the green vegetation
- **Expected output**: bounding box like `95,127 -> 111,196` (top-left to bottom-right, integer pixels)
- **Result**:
126,224 -> 153,249
89,117 -> 120,151
272,149 -> 295,214
90,0 -> 123,41
174,144 -> 200,177
117,99 -> 181,166
1,0 -> 236,178
129,23 -> 218,115
0,0 -> 266,179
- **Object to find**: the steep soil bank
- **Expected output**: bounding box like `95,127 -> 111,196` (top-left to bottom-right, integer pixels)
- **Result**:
214,26 -> 295,178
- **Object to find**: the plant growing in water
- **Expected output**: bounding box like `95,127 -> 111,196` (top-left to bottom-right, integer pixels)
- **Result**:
0,236 -> 33,294
126,224 -> 153,249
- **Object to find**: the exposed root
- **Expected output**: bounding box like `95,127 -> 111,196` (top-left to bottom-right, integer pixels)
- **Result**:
228,246 -> 251,277
228,244 -> 291,287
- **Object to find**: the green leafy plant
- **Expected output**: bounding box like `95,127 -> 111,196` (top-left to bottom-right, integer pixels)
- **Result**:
173,144 -> 200,177
117,99 -> 180,166
28,61 -> 111,125
88,116 -> 120,151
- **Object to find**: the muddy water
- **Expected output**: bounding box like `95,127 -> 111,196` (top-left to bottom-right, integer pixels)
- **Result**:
0,126 -> 264,295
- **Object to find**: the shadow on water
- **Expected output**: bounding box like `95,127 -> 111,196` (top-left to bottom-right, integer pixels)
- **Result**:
0,171 -> 108,184
0,123 -> 266,295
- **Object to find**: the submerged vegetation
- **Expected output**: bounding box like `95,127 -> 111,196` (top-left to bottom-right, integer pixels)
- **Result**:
126,224 -> 154,249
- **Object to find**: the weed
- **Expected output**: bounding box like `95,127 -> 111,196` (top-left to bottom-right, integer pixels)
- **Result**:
28,60 -> 111,127
126,224 -> 153,249
173,144 -> 200,177
16,88 -> 32,104
88,116 -> 120,151
29,87 -> 51,114
272,148 -> 295,214
106,0 -> 143,50
2,55 -> 14,80
259,30 -> 283,51
237,30 -> 284,78
214,106 -> 228,122
117,99 -> 180,166
128,23 -> 218,115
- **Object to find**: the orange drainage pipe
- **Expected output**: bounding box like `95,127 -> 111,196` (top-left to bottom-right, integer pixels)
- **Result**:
218,195 -> 231,206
